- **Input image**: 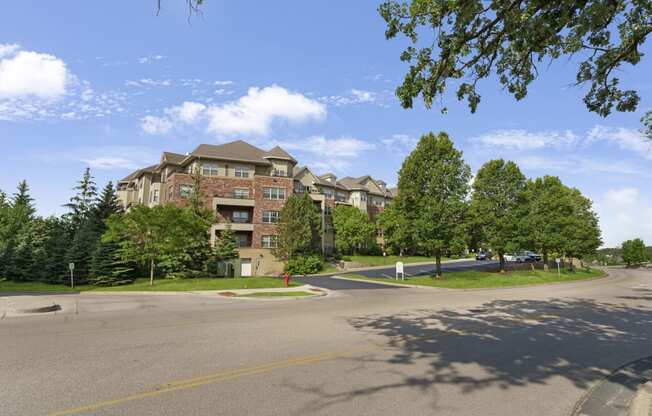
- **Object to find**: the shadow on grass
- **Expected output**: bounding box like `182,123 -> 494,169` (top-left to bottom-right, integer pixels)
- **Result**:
288,298 -> 652,413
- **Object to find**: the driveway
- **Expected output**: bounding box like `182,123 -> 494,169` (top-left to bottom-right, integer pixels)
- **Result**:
353,258 -> 500,278
2,268 -> 651,416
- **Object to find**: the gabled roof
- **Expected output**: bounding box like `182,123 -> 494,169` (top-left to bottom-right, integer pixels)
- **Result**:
336,176 -> 368,191
263,146 -> 297,163
119,164 -> 158,182
190,140 -> 271,165
161,152 -> 185,165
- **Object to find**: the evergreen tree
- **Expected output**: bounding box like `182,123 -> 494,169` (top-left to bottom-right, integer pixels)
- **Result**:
2,181 -> 37,281
469,160 -> 526,272
64,168 -> 97,229
273,193 -> 321,260
91,182 -> 122,231
89,239 -> 135,286
213,226 -> 239,260
393,132 -> 470,278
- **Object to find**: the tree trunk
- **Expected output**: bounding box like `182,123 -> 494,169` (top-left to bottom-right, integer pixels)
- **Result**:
568,257 -> 574,272
150,257 -> 155,286
543,250 -> 549,271
434,249 -> 442,279
499,252 -> 505,273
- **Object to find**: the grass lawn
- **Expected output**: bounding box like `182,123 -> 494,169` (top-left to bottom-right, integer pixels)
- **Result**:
238,291 -> 316,298
0,277 -> 299,293
343,268 -> 605,289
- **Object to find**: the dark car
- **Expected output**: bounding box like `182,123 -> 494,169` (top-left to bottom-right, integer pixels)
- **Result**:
524,251 -> 542,262
475,251 -> 492,260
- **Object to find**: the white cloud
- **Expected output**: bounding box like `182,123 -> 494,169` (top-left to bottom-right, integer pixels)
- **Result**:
280,136 -> 375,158
350,89 -> 376,103
604,187 -> 639,206
214,88 -> 234,96
141,115 -> 173,135
471,129 -> 578,150
382,133 -> 419,155
0,43 -> 20,58
214,80 -> 234,86
165,101 -> 206,124
138,54 -> 164,64
124,78 -> 171,88
516,155 -> 651,177
323,89 -> 384,106
0,50 -> 69,99
82,157 -> 141,169
205,85 -> 326,136
596,187 -> 652,247
587,125 -> 652,160
35,145 -> 159,171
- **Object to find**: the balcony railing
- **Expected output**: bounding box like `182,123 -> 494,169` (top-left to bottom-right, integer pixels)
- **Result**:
214,192 -> 254,200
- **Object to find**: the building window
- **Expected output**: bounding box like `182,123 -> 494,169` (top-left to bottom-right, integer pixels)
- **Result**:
150,189 -> 159,203
202,162 -> 219,176
232,211 -> 250,223
360,193 -> 367,202
235,234 -> 250,248
235,166 -> 250,178
272,169 -> 286,177
180,184 -> 193,199
262,235 -> 278,248
262,210 -> 280,223
336,192 -> 348,202
324,206 -> 332,215
233,188 -> 250,199
263,187 -> 285,200
323,189 -> 333,199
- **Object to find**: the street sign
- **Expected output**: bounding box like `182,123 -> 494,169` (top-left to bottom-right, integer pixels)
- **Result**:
555,258 -> 561,277
68,262 -> 75,271
555,258 -> 561,264
396,261 -> 404,281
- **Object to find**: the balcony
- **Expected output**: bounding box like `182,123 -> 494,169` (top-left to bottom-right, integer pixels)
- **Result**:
213,192 -> 255,207
213,222 -> 254,232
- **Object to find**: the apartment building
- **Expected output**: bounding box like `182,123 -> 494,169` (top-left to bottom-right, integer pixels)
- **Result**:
117,140 -> 396,276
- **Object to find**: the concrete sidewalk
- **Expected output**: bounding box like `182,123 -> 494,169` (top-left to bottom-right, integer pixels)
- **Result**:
630,382 -> 652,416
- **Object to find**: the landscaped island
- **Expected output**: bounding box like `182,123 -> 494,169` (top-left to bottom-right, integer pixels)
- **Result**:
343,268 -> 605,289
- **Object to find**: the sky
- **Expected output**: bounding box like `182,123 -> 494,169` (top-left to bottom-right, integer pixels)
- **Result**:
1,1 -> 651,248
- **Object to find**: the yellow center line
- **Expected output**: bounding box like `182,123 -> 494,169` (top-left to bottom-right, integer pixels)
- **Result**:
48,346 -> 376,416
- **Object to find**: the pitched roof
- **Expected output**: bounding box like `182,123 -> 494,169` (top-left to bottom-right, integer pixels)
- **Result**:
190,140 -> 270,164
337,176 -> 368,191
161,152 -> 185,165
119,164 -> 158,182
263,146 -> 297,163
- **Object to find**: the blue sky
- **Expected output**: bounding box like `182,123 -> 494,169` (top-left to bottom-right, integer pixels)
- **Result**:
1,1 -> 651,247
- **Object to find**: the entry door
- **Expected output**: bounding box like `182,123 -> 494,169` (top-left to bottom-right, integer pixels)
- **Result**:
241,259 -> 252,277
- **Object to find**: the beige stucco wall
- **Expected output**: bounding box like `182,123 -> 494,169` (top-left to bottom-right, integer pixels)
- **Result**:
238,248 -> 284,276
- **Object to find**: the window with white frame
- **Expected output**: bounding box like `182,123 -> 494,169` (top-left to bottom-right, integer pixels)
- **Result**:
150,189 -> 159,203
262,210 -> 280,223
180,184 -> 193,199
234,166 -> 250,178
233,188 -> 250,199
261,235 -> 278,248
202,162 -> 219,176
263,187 -> 285,200
323,189 -> 333,199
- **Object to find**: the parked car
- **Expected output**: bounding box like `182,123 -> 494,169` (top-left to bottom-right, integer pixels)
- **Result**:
524,251 -> 542,262
504,252 -> 530,262
475,251 -> 492,260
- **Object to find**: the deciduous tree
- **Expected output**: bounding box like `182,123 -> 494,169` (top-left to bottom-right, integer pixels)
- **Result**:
394,132 -> 470,278
273,194 -> 321,260
621,238 -> 649,267
470,160 -> 526,272
332,205 -> 376,255
379,0 -> 651,118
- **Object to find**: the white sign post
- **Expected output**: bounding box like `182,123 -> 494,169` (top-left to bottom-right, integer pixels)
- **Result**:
68,262 -> 75,289
555,258 -> 561,277
395,261 -> 404,281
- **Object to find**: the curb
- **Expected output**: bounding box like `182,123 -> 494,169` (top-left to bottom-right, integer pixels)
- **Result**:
629,382 -> 652,416
309,258 -> 476,277
329,275 -> 444,290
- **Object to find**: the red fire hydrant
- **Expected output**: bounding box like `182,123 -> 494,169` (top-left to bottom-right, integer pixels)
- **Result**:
283,272 -> 290,287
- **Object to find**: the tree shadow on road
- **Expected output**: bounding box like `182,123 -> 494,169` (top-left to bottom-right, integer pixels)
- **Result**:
289,298 -> 652,413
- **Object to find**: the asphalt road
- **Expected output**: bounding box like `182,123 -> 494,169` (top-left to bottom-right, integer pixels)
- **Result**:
2,267 -> 652,416
349,258 -> 500,279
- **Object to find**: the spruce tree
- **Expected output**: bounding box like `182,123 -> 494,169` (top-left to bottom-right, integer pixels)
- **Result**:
89,240 -> 134,286
64,168 -> 97,229
213,226 -> 239,260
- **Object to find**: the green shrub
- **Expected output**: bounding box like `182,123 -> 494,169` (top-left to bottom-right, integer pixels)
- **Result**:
285,255 -> 323,275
